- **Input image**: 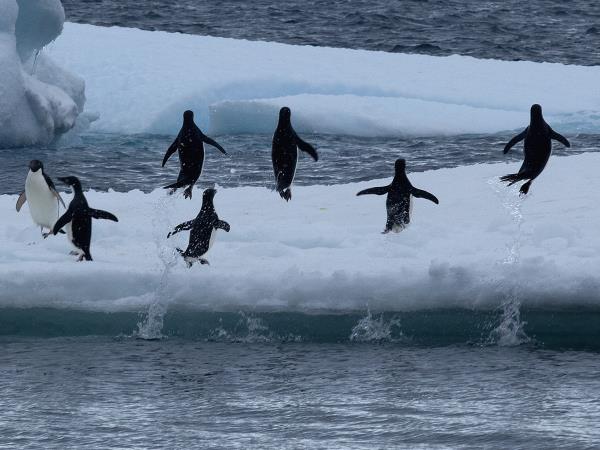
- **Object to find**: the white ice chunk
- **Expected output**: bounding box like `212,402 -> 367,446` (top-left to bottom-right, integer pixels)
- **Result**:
0,0 -> 84,148
48,23 -> 600,137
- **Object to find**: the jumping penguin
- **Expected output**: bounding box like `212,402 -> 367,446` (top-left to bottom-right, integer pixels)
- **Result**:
501,104 -> 570,195
162,110 -> 228,199
52,176 -> 118,261
356,158 -> 439,233
16,160 -> 66,238
167,188 -> 230,267
272,107 -> 318,201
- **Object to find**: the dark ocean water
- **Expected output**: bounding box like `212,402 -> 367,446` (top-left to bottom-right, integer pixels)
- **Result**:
2,338 -> 600,449
62,0 -> 600,66
0,132 -> 594,194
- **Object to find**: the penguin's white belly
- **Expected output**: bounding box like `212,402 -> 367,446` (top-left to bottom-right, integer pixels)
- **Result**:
208,228 -> 218,251
25,173 -> 58,229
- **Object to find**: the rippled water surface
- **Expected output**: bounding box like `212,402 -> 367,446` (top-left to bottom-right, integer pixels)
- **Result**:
1,132 -> 597,194
1,338 -> 600,448
63,0 -> 600,65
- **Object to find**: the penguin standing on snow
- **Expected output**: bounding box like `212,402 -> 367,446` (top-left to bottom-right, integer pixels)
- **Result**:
501,104 -> 570,195
167,188 -> 230,267
52,177 -> 118,261
272,107 -> 318,201
16,159 -> 66,238
356,159 -> 439,233
162,110 -> 228,200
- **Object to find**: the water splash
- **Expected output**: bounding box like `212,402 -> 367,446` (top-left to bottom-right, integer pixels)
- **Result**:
487,178 -> 530,346
350,310 -> 403,343
136,193 -> 178,339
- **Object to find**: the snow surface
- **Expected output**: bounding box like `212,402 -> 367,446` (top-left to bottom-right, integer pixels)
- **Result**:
0,0 -> 84,148
45,22 -> 600,137
1,153 -> 599,313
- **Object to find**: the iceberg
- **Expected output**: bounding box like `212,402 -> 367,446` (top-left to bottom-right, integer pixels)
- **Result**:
0,0 -> 84,148
46,23 -> 600,137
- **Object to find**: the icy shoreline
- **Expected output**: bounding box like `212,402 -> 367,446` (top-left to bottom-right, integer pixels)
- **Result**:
1,153 -> 599,314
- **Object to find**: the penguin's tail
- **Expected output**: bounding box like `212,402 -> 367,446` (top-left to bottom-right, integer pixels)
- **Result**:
279,188 -> 292,202
176,247 -> 185,256
499,173 -> 525,186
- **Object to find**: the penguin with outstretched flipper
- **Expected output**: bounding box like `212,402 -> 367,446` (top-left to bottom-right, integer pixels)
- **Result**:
162,110 -> 227,200
501,104 -> 570,195
52,177 -> 118,261
167,188 -> 230,267
357,159 -> 438,233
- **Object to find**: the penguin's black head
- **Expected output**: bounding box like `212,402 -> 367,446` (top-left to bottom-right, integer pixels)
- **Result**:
530,104 -> 543,121
183,110 -> 194,124
395,158 -> 407,173
203,188 -> 217,200
29,160 -> 43,172
279,107 -> 291,124
58,176 -> 82,190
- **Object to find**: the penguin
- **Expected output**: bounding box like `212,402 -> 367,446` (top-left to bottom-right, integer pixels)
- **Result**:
52,176 -> 118,261
501,104 -> 570,195
356,159 -> 439,233
167,188 -> 230,267
272,107 -> 318,201
162,110 -> 227,200
16,160 -> 66,238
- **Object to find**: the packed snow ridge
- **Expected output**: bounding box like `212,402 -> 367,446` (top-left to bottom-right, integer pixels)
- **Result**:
2,154 -> 600,313
0,0 -> 84,148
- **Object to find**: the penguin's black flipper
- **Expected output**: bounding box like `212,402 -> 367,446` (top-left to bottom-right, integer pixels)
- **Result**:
202,134 -> 228,155
503,128 -> 527,154
162,137 -> 179,167
294,132 -> 318,161
549,129 -> 570,148
356,186 -> 389,196
215,220 -> 230,232
167,220 -> 194,238
412,188 -> 439,204
16,191 -> 26,212
53,209 -> 73,235
89,209 -> 118,222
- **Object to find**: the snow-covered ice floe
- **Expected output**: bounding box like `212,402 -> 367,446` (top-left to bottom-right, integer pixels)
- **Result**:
44,22 -> 600,137
0,0 -> 84,148
1,153 -> 599,316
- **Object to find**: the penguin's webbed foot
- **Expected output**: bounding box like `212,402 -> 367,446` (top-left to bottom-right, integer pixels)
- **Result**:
42,232 -> 50,239
69,250 -> 79,256
279,189 -> 292,202
184,186 -> 193,199
519,181 -> 532,196
167,188 -> 176,196
200,258 -> 210,266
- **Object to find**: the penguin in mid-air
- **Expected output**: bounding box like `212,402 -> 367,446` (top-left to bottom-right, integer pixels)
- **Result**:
501,104 -> 570,195
162,110 -> 227,199
167,188 -> 230,267
52,176 -> 118,261
356,158 -> 439,233
272,107 -> 318,201
16,160 -> 66,238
